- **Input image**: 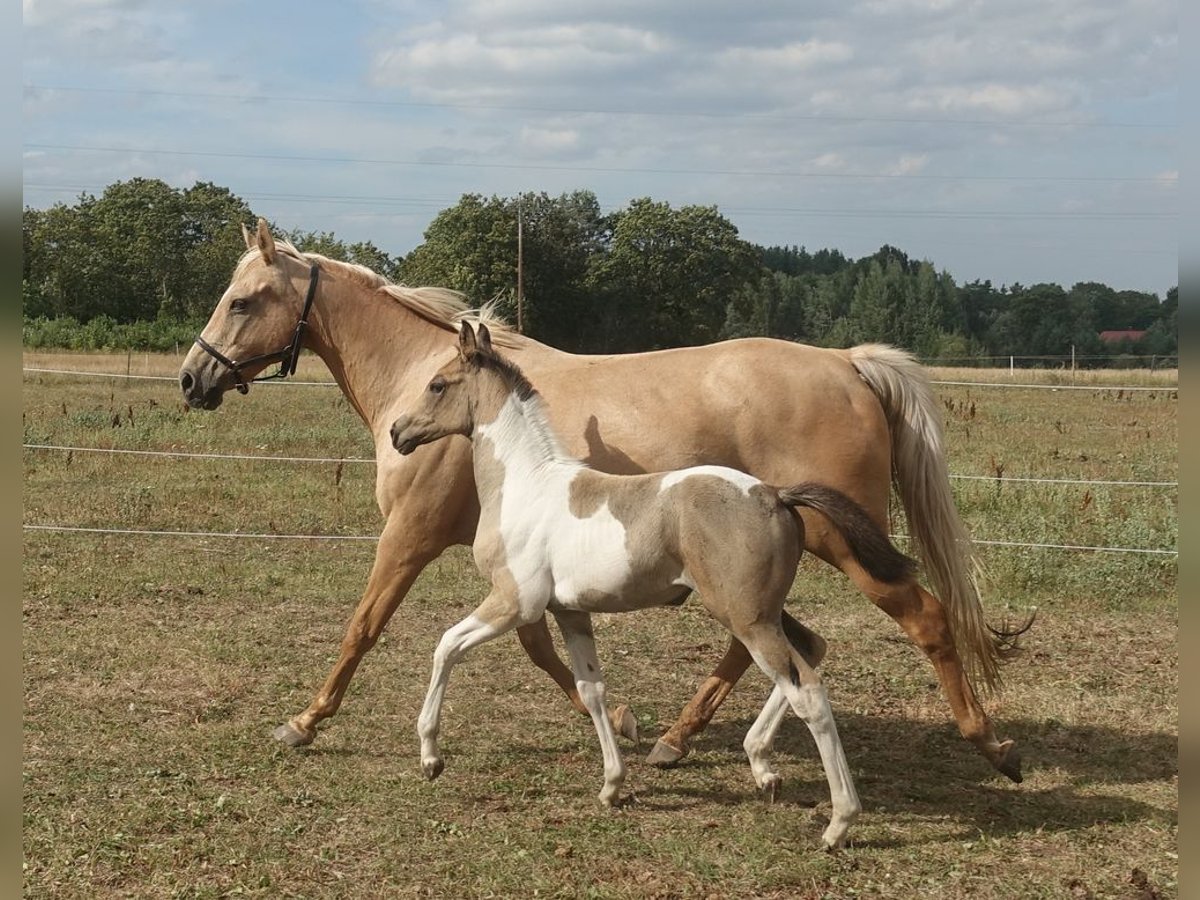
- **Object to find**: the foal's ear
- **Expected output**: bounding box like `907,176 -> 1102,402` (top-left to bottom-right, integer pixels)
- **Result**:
477,323 -> 493,355
255,217 -> 276,265
458,321 -> 478,358
241,222 -> 255,250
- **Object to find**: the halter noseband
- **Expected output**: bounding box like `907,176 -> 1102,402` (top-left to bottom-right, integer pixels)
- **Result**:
194,263 -> 320,394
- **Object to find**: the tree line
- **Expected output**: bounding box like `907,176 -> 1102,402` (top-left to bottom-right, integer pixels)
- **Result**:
22,178 -> 1177,363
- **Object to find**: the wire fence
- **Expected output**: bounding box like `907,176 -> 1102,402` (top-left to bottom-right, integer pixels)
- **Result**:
22,366 -> 1178,558
21,443 -> 1179,488
20,522 -> 1176,556
23,366 -> 1180,393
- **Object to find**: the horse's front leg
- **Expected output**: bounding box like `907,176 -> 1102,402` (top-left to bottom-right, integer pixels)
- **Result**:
553,610 -> 627,807
419,589 -> 525,779
516,617 -> 639,742
274,510 -> 446,747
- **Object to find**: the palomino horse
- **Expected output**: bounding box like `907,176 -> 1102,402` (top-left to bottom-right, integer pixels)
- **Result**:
390,322 -> 920,849
179,219 -> 1024,782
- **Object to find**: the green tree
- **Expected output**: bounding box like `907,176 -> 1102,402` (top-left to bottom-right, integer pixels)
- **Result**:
400,194 -> 517,306
174,182 -> 255,318
92,178 -> 189,321
585,199 -> 759,351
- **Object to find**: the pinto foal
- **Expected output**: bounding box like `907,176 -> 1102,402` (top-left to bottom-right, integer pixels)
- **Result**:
390,323 -> 916,849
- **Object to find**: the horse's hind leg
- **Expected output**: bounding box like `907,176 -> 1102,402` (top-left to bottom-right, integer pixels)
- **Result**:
649,612 -> 825,767
553,610 -> 627,807
811,527 -> 1020,782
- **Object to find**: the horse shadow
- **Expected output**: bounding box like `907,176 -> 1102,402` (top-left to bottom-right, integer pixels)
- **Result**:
623,711 -> 1177,840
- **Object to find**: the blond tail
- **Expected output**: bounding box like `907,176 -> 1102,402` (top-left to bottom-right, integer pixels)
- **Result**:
847,343 -> 1001,692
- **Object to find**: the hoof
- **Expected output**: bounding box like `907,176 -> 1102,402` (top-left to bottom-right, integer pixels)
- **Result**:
422,757 -> 445,781
646,738 -> 687,769
993,739 -> 1023,783
273,721 -> 315,748
759,774 -> 782,803
821,822 -> 850,851
613,705 -> 639,744
598,786 -> 628,809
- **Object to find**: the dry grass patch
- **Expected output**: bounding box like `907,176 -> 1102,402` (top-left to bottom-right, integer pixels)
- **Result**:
23,355 -> 1176,898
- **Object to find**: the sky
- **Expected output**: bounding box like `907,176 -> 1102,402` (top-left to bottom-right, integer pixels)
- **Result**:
22,0 -> 1177,296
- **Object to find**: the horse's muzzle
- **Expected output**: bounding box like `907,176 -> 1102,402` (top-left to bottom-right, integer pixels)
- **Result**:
179,367 -> 225,410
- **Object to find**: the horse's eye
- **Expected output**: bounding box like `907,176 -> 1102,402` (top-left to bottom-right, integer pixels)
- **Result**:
429,377 -> 446,395
230,298 -> 249,313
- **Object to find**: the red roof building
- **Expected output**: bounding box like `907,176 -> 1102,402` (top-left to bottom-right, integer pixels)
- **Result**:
1098,330 -> 1147,343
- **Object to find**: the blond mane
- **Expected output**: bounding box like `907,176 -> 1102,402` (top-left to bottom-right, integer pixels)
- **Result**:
233,241 -> 518,346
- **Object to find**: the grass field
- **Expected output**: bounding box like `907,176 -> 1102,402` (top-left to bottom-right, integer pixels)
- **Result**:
23,351 -> 1177,898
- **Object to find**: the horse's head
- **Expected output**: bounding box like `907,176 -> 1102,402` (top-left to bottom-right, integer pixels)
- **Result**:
179,219 -> 319,409
390,321 -> 502,455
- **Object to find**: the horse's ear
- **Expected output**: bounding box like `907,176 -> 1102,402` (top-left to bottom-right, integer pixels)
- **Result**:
477,323 -> 493,355
241,222 -> 254,250
458,321 -> 478,358
255,218 -> 276,265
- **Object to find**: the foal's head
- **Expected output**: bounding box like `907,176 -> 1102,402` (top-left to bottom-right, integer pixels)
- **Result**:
390,322 -> 532,455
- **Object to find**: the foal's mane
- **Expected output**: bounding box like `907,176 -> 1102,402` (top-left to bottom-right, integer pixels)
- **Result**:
233,242 -> 518,346
467,342 -> 580,466
466,346 -> 538,403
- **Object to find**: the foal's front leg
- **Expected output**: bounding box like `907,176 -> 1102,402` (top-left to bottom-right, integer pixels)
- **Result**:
553,610 -> 627,807
418,590 -> 523,780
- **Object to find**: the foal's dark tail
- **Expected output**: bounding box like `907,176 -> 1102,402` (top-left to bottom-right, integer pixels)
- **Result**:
778,482 -> 917,585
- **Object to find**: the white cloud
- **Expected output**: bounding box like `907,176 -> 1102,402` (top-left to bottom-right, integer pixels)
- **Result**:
20,0 -> 1179,293
717,39 -> 853,71
909,83 -> 1075,117
519,125 -> 581,156
885,153 -> 930,176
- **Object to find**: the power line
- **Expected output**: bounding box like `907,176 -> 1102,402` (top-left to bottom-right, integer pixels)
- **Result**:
24,83 -> 1176,130
24,142 -> 1174,185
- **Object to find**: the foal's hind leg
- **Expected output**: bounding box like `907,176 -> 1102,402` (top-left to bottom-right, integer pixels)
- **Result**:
649,612 -> 826,767
553,611 -> 627,807
743,684 -> 790,801
738,623 -> 859,850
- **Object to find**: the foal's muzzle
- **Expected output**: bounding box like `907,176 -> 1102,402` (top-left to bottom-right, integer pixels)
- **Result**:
390,417 -> 421,456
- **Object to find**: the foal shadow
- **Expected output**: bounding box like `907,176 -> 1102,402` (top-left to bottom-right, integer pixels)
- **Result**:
580,416 -> 644,474
632,711 -> 1177,839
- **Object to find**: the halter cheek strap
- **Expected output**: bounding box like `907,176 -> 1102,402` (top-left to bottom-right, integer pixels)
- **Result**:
194,263 -> 321,394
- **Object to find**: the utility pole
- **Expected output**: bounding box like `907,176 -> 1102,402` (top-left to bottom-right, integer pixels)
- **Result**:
516,199 -> 524,333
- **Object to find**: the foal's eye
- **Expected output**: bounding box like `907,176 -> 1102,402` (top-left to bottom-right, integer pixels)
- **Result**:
428,377 -> 446,395
230,298 -> 250,313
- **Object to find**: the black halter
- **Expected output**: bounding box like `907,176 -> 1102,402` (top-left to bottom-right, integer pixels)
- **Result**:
194,263 -> 320,394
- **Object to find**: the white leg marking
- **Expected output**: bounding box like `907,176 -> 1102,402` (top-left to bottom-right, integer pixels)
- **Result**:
554,612 -> 626,807
784,682 -> 861,850
743,684 -> 790,798
417,612 -> 507,780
